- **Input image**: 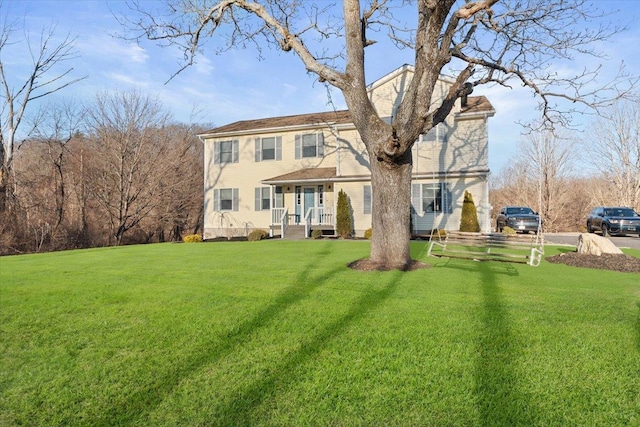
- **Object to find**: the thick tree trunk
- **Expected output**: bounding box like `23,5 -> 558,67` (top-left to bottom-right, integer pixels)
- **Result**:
369,149 -> 413,270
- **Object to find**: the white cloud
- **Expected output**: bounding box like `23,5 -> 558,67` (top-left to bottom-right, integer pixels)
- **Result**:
103,71 -> 150,88
193,56 -> 214,76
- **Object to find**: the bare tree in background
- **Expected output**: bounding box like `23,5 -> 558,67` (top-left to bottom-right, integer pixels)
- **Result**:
520,129 -> 576,231
84,91 -> 174,246
126,0 -> 634,269
10,101 -> 84,252
582,95 -> 640,210
0,5 -> 84,213
144,123 -> 204,242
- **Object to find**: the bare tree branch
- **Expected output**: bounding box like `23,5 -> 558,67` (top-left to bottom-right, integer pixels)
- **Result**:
0,8 -> 86,212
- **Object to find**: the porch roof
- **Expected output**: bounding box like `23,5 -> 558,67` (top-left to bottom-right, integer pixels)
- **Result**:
262,167 -> 337,184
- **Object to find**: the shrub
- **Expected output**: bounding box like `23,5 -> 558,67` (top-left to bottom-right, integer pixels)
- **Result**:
502,226 -> 516,235
459,191 -> 480,232
183,234 -> 203,243
364,228 -> 373,240
336,189 -> 352,238
311,229 -> 323,239
248,229 -> 268,241
429,229 -> 447,239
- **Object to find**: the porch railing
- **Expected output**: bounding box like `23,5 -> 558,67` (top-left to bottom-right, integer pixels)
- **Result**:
266,206 -> 337,238
280,208 -> 289,239
272,207 -> 286,225
306,207 -> 333,225
304,207 -> 334,237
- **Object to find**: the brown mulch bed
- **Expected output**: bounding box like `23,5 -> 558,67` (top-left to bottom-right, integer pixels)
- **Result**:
348,259 -> 431,271
546,252 -> 640,273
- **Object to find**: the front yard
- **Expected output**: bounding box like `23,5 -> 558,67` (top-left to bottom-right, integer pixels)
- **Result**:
1,240 -> 638,426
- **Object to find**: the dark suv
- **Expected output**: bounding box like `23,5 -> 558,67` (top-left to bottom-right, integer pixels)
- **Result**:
586,206 -> 640,237
496,206 -> 541,234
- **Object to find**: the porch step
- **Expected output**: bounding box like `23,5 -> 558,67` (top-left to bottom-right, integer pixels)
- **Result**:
282,225 -> 307,240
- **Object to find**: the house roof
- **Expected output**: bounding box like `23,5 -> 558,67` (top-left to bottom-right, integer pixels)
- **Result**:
200,110 -> 352,136
262,167 -> 337,184
459,95 -> 494,114
199,96 -> 494,137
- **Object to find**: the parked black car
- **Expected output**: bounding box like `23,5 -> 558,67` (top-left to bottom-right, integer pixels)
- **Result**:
586,206 -> 640,237
496,206 -> 541,234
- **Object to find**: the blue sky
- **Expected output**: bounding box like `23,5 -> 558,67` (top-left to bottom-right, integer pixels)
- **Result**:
3,0 -> 639,173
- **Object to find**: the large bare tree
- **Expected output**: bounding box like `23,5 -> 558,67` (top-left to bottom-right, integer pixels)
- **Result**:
126,0 -> 633,269
0,6 -> 84,213
582,95 -> 640,211
84,91 -> 179,246
493,129 -> 576,232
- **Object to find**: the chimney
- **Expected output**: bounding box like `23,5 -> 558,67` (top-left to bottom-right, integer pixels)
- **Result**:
461,82 -> 473,107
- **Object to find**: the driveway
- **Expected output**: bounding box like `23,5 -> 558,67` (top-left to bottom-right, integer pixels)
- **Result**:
544,232 -> 640,250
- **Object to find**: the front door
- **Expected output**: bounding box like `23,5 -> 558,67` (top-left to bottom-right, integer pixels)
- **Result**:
303,187 -> 315,221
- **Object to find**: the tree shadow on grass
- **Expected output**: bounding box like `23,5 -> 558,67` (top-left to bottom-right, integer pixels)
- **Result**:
473,261 -> 535,426
92,242 -> 404,426
430,257 -> 520,277
210,268 -> 407,426
636,302 -> 640,352
91,242 -> 341,425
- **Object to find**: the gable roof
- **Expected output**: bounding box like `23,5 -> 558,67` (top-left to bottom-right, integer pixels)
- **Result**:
459,95 -> 494,114
199,110 -> 352,137
366,64 -> 456,92
262,167 -> 337,184
200,95 -> 493,138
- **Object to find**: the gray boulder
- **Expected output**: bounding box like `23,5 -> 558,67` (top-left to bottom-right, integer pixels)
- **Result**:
576,233 -> 623,256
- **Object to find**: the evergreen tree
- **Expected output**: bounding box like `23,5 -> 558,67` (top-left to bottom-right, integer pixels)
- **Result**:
459,191 -> 480,232
336,189 -> 352,238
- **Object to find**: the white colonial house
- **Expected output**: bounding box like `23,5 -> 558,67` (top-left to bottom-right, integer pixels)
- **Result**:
199,65 -> 495,239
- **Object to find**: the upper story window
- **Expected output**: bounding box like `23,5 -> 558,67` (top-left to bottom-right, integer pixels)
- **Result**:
255,136 -> 282,162
295,133 -> 324,159
214,140 -> 239,164
420,123 -> 447,144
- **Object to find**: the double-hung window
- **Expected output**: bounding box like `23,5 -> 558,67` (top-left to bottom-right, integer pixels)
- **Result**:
420,123 -> 447,144
255,187 -> 271,211
214,140 -> 239,164
412,183 -> 446,214
295,133 -> 324,159
255,136 -> 282,162
214,188 -> 239,211
255,186 -> 283,211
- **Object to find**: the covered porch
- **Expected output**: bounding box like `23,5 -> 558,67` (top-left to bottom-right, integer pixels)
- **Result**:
262,167 -> 337,238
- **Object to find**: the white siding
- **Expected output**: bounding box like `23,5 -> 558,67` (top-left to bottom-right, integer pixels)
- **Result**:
202,65 -> 493,239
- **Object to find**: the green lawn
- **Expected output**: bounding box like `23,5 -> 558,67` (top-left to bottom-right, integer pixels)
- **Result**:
1,240 -> 639,426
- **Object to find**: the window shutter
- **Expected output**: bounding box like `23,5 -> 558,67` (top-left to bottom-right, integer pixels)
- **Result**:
255,188 -> 261,211
232,188 -> 239,212
276,136 -> 282,160
363,185 -> 371,214
255,138 -> 261,162
295,135 -> 301,159
274,186 -> 283,208
412,184 -> 421,214
214,142 -> 220,164
317,133 -> 324,157
214,189 -> 220,211
233,140 -> 239,163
